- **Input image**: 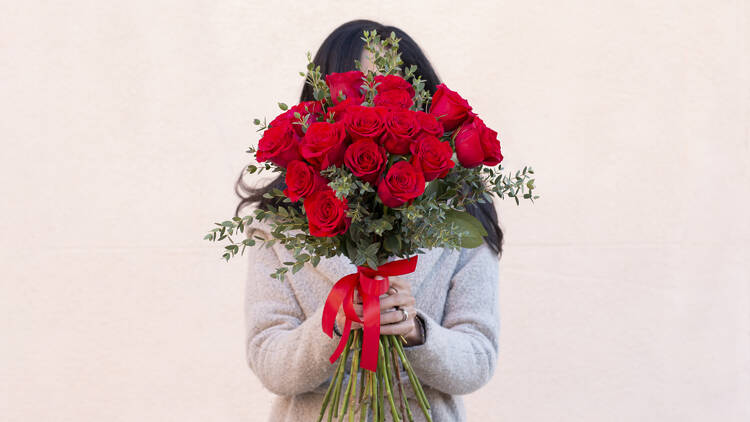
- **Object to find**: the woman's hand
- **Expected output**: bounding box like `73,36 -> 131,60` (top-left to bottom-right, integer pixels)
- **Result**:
335,276 -> 424,346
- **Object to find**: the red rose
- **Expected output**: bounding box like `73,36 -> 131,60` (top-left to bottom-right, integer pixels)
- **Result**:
345,105 -> 386,141
256,125 -> 301,168
374,75 -> 415,97
326,71 -> 365,105
414,111 -> 444,137
409,134 -> 455,181
374,75 -> 415,110
300,121 -> 349,170
454,116 -> 504,168
377,161 -> 426,207
382,110 -> 420,154
304,189 -> 351,237
270,100 -> 324,137
428,84 -> 475,132
325,98 -> 355,123
283,160 -> 329,202
374,89 -> 414,109
344,139 -> 387,185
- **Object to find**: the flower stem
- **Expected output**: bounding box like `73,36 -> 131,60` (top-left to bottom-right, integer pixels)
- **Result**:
329,334 -> 353,421
358,371 -> 370,422
390,336 -> 432,421
341,331 -> 359,420
380,338 -> 401,421
319,334 -> 350,422
371,369 -> 379,421
388,338 -> 413,422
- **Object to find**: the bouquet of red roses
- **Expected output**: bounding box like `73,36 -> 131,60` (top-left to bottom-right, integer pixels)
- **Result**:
206,31 -> 536,422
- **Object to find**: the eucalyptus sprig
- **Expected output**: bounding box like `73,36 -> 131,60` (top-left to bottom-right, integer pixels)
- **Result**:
360,30 -> 403,77
300,51 -> 330,102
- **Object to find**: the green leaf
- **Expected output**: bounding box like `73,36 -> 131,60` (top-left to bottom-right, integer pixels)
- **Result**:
278,102 -> 288,111
444,209 -> 487,248
345,238 -> 358,261
383,234 -> 401,253
241,238 -> 256,246
292,262 -> 304,274
423,180 -> 444,198
365,242 -> 380,256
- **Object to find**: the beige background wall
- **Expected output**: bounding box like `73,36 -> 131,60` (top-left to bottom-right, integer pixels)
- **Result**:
1,1 -> 748,421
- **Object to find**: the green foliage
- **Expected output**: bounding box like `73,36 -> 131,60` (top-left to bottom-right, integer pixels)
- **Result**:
302,51 -> 330,102
444,209 -> 488,248
360,30 -> 403,77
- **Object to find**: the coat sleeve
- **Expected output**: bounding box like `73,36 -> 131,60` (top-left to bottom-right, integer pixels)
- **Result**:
244,229 -> 338,396
403,242 -> 500,395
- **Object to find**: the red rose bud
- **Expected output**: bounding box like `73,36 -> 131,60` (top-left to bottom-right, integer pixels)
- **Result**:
325,98 -> 355,123
377,161 -> 426,208
270,100 -> 324,137
409,134 -> 455,181
256,125 -> 301,168
414,111 -> 444,137
374,89 -> 414,110
428,84 -> 475,132
303,189 -> 351,237
345,105 -> 387,141
344,139 -> 387,185
300,121 -> 349,170
326,71 -> 365,105
454,116 -> 504,168
283,160 -> 329,202
382,110 -> 420,155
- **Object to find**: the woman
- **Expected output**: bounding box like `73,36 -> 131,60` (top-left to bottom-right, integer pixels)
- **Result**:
238,20 -> 502,422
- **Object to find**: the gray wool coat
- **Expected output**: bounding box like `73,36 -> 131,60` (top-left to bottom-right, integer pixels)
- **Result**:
244,220 -> 500,421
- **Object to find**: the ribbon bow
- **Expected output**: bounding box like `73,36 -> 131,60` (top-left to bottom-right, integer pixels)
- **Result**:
322,256 -> 418,372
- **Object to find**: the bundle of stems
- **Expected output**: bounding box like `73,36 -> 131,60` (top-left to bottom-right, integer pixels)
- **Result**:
317,330 -> 432,422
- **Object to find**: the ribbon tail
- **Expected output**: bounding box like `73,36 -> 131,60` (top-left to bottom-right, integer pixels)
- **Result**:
322,274 -> 358,337
329,318 -> 352,365
342,286 -> 362,323
360,293 -> 381,372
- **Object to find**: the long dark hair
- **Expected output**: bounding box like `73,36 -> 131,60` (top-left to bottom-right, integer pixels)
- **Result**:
235,19 -> 504,256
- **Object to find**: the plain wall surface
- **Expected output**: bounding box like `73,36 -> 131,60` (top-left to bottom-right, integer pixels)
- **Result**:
1,1 -> 748,421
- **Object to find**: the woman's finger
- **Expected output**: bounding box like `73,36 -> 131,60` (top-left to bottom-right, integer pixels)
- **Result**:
380,306 -> 415,325
379,292 -> 415,310
379,319 -> 415,336
387,276 -> 410,293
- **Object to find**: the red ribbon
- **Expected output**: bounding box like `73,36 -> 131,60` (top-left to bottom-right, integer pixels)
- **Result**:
322,256 -> 418,372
